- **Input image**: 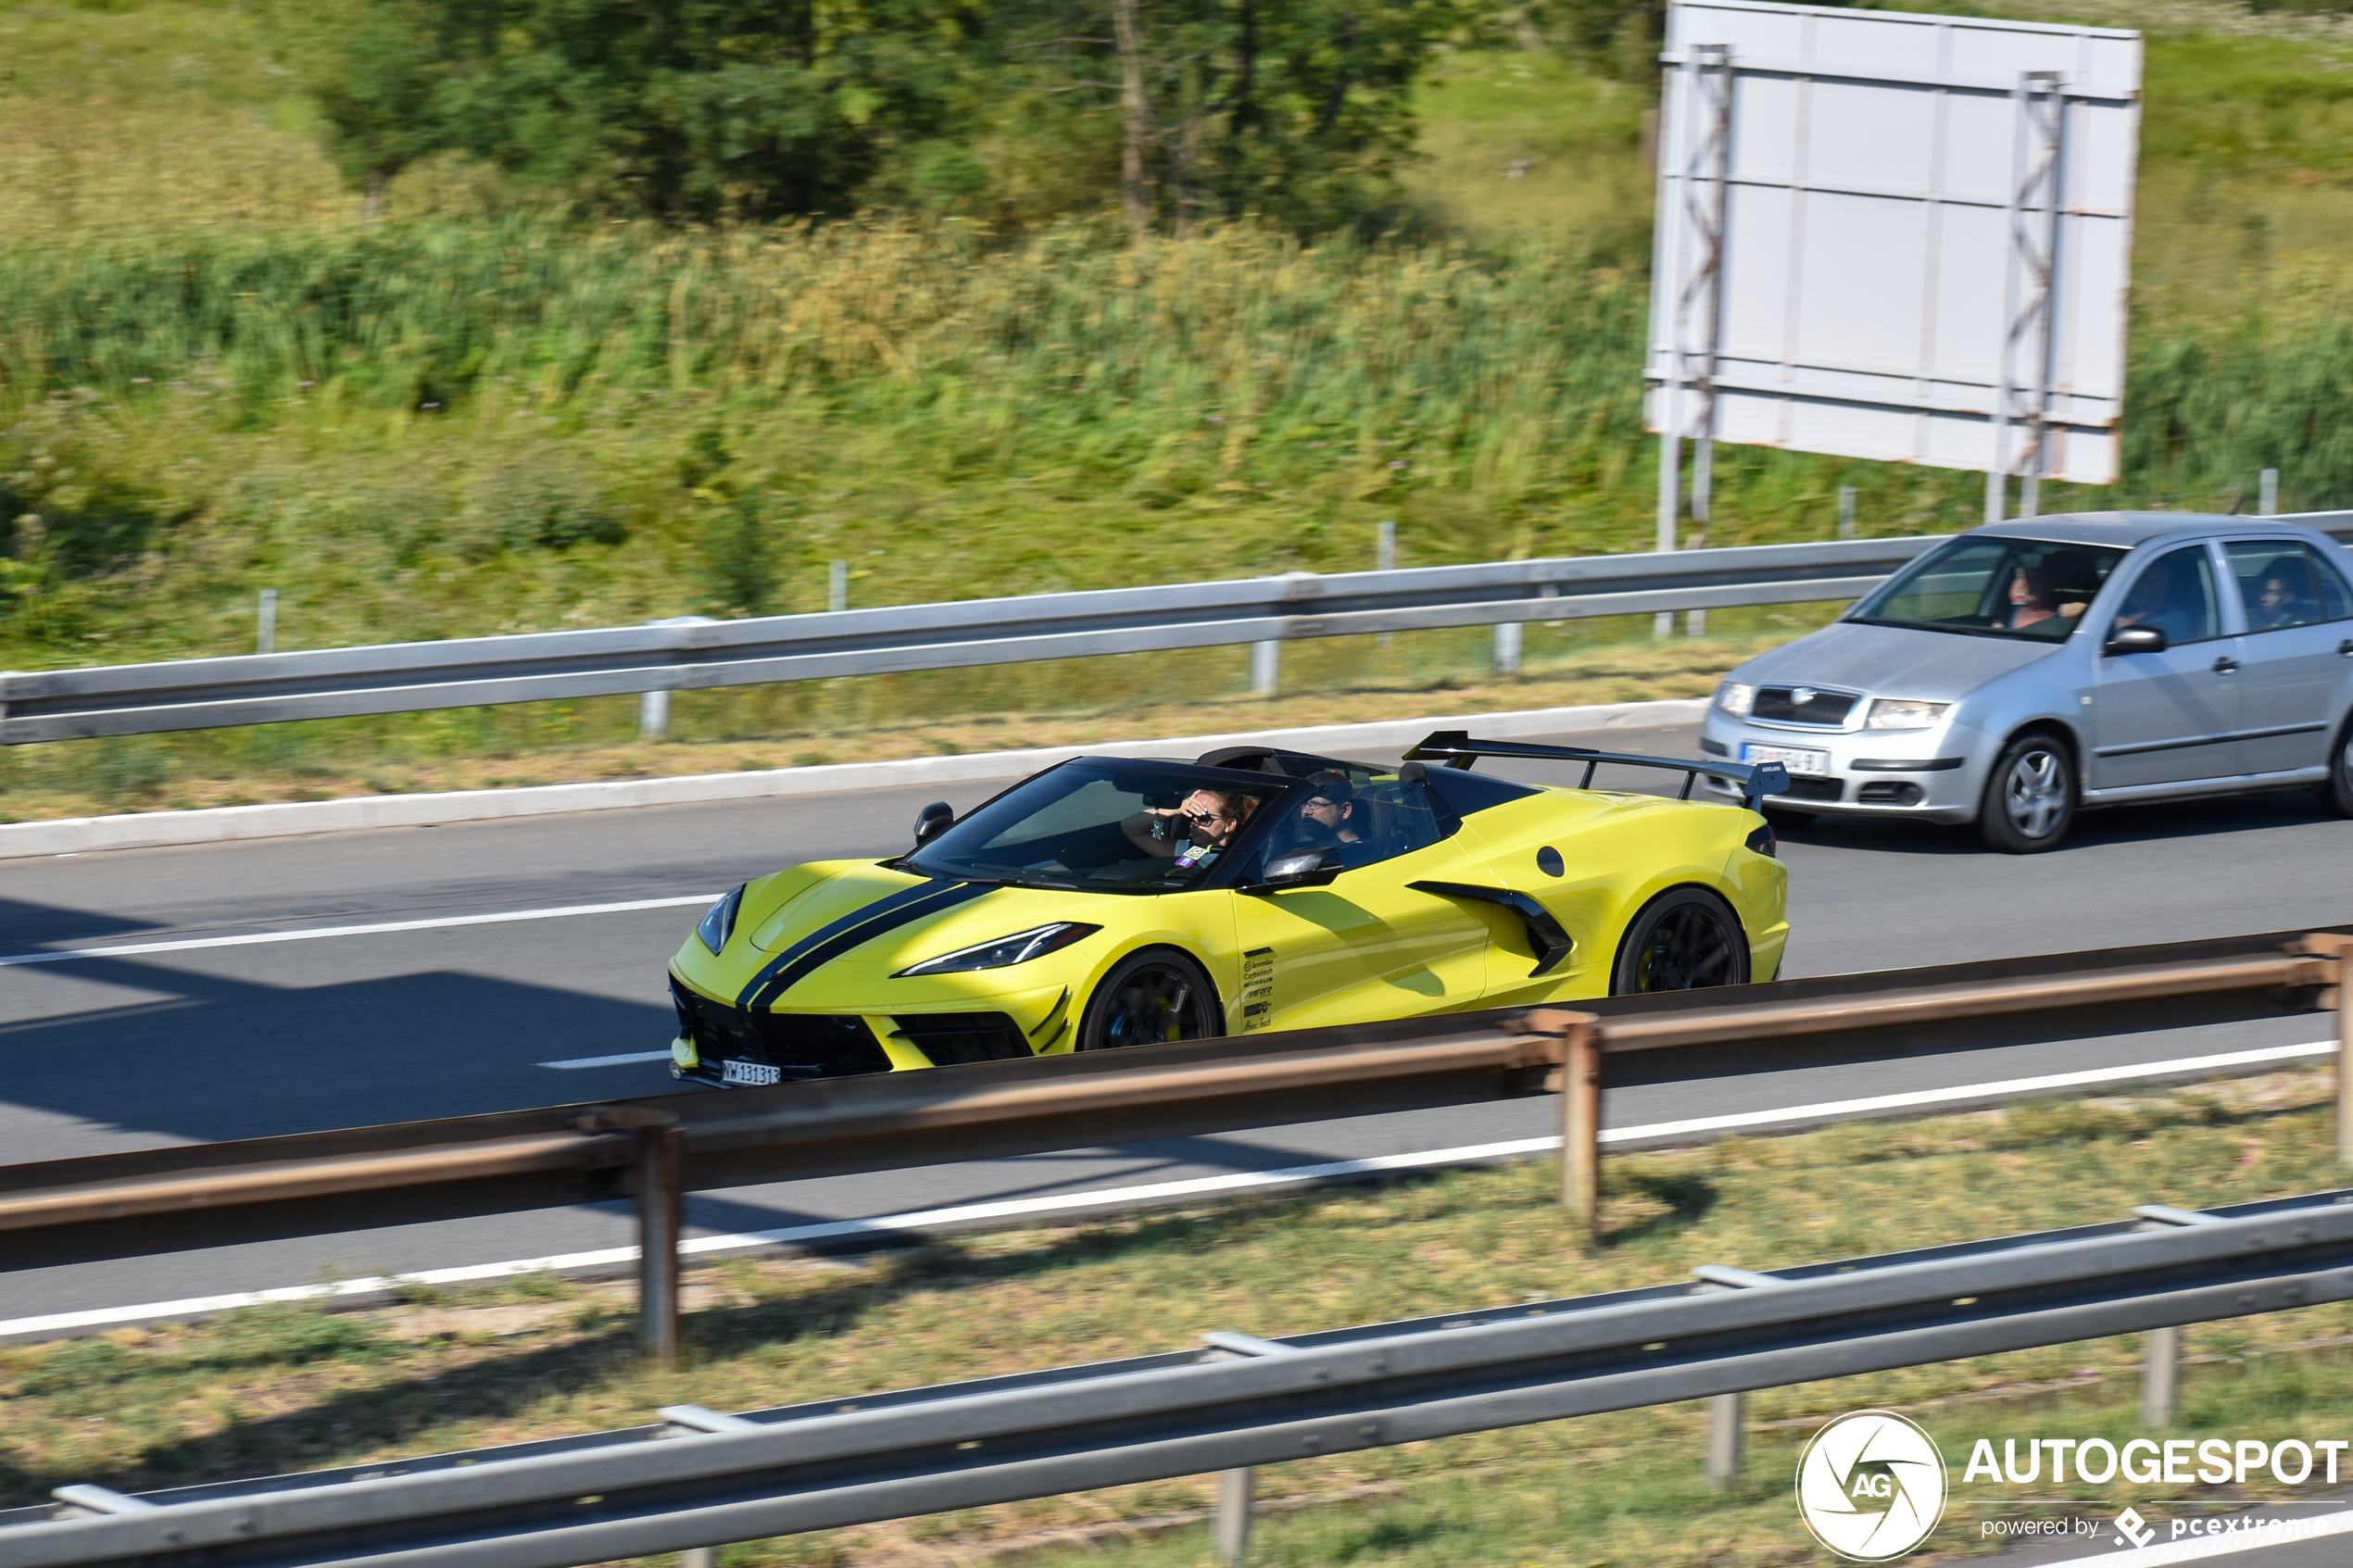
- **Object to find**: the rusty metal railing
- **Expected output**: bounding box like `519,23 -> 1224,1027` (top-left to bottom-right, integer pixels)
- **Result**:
2,926 -> 2344,1360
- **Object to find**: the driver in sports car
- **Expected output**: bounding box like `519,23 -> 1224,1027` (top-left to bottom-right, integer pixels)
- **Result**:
1120,787 -> 1259,870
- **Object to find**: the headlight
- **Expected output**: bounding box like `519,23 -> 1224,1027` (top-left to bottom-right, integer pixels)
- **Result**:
697,884 -> 745,955
1865,698 -> 1950,731
893,922 -> 1101,977
1715,682 -> 1756,718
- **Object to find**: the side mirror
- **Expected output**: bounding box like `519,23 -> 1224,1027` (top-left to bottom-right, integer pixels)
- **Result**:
2105,623 -> 2168,656
1244,847 -> 1343,895
912,801 -> 954,847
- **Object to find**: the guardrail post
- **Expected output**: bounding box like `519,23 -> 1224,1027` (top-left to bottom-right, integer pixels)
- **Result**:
1199,1331 -> 1295,1562
1837,485 -> 1857,540
637,1120 -> 685,1366
2326,941 -> 2353,1165
1705,1392 -> 1743,1488
2290,935 -> 2353,1162
1535,1012 -> 1602,1236
1214,1466 -> 1254,1562
256,589 -> 277,655
2259,468 -> 2279,517
2143,1324 -> 2181,1426
638,617 -> 714,742
1251,640 -> 1280,697
1492,621 -> 1522,676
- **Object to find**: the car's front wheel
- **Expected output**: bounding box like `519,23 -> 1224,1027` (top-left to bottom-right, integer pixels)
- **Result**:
1978,732 -> 2077,853
1077,948 -> 1223,1050
1610,886 -> 1751,995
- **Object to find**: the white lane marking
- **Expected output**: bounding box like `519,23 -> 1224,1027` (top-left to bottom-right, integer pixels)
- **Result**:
2082,1506 -> 2353,1565
3,1037 -> 2331,1342
0,895 -> 721,969
540,1050 -> 676,1070
1599,1038 -> 2335,1144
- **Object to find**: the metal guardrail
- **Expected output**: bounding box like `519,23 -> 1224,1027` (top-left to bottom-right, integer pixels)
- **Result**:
10,1180 -> 2353,1567
3,925 -> 2346,1358
8,515 -> 2353,744
0,535 -> 1944,742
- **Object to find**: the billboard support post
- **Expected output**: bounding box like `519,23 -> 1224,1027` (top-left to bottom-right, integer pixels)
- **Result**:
1680,43 -> 1734,544
1658,41 -> 1731,633
2002,70 -> 2067,521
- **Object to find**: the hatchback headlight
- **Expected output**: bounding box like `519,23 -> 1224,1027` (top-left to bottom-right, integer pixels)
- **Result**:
1865,698 -> 1950,731
894,922 -> 1101,977
697,884 -> 746,955
1715,681 -> 1756,718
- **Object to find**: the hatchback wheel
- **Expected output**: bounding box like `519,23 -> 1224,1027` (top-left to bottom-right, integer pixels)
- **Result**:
1979,733 -> 2077,853
1077,949 -> 1222,1050
1611,886 -> 1751,995
2324,720 -> 2353,819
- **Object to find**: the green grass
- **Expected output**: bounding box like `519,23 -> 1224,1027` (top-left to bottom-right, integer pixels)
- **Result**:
1397,50 -> 1653,262
6,1070 -> 2350,1567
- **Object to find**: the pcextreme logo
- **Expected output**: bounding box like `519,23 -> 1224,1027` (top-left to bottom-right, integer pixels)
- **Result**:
1794,1410 -> 1949,1562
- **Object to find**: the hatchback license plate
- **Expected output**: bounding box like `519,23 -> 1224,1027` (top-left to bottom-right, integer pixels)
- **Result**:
1741,743 -> 1830,776
722,1060 -> 783,1086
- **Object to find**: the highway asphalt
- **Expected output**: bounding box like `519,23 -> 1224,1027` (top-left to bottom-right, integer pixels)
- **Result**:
5,719 -> 2350,1327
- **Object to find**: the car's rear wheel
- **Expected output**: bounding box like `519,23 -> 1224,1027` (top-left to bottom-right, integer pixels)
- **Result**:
2322,718 -> 2353,819
1077,948 -> 1222,1050
1610,886 -> 1751,996
1978,732 -> 2077,853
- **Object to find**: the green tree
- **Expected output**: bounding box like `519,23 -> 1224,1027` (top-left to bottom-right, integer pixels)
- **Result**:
310,0 -> 989,221
1004,0 -> 1460,235
308,0 -> 455,218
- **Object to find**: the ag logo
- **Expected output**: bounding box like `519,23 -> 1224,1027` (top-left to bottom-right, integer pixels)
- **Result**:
1794,1410 -> 1946,1562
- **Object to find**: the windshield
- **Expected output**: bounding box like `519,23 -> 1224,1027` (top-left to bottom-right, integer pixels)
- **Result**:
905,760 -> 1289,893
1848,536 -> 2126,640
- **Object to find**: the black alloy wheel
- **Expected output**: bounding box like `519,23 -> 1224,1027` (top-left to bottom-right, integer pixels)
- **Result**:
2324,718 -> 2353,819
1610,886 -> 1751,996
1978,732 -> 2077,853
1077,948 -> 1223,1050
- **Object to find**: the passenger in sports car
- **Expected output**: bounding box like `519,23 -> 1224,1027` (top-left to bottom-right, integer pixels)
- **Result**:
1121,787 -> 1258,870
1293,771 -> 1378,862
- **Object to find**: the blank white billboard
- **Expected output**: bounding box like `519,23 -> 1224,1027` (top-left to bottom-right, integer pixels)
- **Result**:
1646,0 -> 2141,486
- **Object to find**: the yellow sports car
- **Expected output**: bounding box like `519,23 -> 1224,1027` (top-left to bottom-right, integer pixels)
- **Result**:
666,733 -> 1791,1086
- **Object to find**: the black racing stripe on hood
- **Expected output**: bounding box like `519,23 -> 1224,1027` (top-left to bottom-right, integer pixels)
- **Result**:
739,881 -> 995,1010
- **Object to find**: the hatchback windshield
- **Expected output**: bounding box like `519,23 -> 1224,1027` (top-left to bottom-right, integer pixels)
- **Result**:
1848,535 -> 2127,640
905,760 -> 1288,893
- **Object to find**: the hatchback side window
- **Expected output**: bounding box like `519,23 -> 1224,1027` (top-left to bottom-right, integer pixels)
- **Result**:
2115,545 -> 2222,643
2308,547 -> 2353,621
2226,539 -> 2333,632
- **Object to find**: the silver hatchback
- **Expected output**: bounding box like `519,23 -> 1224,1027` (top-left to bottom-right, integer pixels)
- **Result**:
1697,512 -> 2353,851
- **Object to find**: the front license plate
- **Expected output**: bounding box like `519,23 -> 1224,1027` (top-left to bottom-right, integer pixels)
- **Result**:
1741,743 -> 1831,776
721,1060 -> 783,1086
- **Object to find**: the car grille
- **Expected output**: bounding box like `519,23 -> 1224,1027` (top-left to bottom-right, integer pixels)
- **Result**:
1777,776 -> 1844,802
1753,685 -> 1858,726
671,981 -> 892,1079
892,1012 -> 1034,1066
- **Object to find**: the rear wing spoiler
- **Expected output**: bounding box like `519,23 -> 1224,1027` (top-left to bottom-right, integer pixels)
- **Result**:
1405,731 -> 1790,812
